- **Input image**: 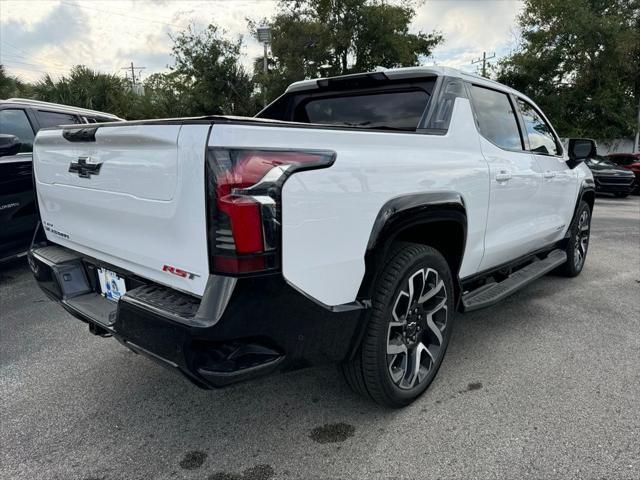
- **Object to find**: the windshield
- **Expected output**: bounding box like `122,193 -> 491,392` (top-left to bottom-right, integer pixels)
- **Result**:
586,156 -> 617,168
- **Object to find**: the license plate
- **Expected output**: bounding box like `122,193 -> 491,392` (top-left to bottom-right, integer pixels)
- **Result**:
97,267 -> 127,302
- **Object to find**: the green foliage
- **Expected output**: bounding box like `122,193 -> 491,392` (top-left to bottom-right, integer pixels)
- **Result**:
31,66 -> 138,118
163,24 -> 259,116
0,65 -> 32,99
496,0 -> 640,139
252,0 -> 443,103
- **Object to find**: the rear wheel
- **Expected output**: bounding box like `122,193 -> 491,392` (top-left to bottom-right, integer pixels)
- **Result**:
341,243 -> 454,407
555,201 -> 591,277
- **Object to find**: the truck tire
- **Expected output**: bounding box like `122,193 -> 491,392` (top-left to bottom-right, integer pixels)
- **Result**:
555,200 -> 591,277
341,243 -> 454,407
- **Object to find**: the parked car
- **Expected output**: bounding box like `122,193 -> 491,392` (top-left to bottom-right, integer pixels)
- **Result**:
0,99 -> 122,263
584,155 -> 636,197
606,152 -> 640,192
28,67 -> 596,407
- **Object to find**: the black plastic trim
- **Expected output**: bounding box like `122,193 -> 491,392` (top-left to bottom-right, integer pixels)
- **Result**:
460,242 -> 559,289
565,180 -> 596,239
62,127 -> 97,142
29,243 -> 362,389
366,192 -> 467,252
461,249 -> 567,312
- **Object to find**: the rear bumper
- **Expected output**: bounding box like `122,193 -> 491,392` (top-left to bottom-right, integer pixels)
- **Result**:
28,245 -> 362,388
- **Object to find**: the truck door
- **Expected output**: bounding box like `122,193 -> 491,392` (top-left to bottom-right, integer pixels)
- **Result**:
515,97 -> 577,243
0,107 -> 37,260
467,84 -> 545,270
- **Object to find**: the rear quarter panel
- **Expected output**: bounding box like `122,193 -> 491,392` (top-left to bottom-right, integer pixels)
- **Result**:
210,98 -> 489,306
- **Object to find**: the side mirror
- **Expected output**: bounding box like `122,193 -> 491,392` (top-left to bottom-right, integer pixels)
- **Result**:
567,138 -> 597,168
0,134 -> 22,157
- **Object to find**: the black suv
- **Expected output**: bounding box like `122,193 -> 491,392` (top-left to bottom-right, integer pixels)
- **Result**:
0,99 -> 122,263
584,155 -> 636,198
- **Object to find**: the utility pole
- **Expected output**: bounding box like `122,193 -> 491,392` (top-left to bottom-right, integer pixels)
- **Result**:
472,52 -> 496,78
257,26 -> 272,108
121,62 -> 146,87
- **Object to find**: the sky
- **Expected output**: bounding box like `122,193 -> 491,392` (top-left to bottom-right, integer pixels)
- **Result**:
0,0 -> 524,83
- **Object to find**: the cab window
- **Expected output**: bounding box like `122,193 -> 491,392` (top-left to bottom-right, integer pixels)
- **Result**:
0,109 -> 35,153
469,85 -> 523,151
516,99 -> 559,156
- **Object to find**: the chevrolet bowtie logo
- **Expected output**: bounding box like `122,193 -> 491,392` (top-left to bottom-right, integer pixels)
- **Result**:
69,156 -> 102,178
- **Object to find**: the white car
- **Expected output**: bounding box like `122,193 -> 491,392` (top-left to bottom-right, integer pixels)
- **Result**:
29,67 -> 595,407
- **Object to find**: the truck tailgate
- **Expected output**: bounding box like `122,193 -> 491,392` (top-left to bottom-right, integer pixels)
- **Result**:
33,124 -> 211,296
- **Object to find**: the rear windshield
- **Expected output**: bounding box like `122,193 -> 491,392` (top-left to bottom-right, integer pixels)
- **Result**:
259,80 -> 435,131
296,90 -> 430,130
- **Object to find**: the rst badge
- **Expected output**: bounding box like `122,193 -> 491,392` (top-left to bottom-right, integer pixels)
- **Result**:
162,264 -> 200,280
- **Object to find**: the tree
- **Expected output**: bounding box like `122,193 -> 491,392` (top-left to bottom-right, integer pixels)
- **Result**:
24,24 -> 260,119
166,24 -> 259,116
31,65 -> 137,118
252,0 -> 443,102
137,71 -> 197,119
0,65 -> 31,99
496,0 -> 640,139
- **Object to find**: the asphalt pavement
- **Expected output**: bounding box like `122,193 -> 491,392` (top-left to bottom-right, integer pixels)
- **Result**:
1,195 -> 639,480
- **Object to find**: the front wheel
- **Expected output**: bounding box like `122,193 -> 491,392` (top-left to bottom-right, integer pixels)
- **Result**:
555,201 -> 591,277
341,243 -> 454,407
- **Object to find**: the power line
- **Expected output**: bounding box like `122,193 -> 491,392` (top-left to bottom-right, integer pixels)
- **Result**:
1,41 -> 69,68
0,59 -> 68,73
2,64 -> 64,76
0,54 -> 67,70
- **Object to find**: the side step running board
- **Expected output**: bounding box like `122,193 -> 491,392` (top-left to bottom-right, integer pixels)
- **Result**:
461,249 -> 567,312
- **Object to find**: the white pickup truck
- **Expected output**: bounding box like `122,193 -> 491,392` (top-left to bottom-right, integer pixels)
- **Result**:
29,67 -> 596,407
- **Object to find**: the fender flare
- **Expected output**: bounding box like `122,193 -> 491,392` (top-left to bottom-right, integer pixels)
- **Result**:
566,179 -> 595,238
358,191 -> 468,300
365,191 -> 467,253
346,192 -> 468,360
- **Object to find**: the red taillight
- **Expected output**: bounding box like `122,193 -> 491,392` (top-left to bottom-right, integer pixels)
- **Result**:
206,148 -> 334,275
217,195 -> 263,254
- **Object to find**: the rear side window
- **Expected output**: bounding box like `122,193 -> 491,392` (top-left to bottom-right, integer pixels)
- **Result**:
37,110 -> 82,128
0,109 -> 35,153
469,85 -> 523,151
297,90 -> 430,131
516,99 -> 559,156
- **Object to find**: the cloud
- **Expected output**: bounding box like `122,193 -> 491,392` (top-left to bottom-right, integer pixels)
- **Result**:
0,2 -> 93,78
1,0 -> 522,82
414,0 -> 523,71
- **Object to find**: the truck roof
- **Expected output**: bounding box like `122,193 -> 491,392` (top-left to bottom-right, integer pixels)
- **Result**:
285,66 -> 521,97
0,98 -> 123,120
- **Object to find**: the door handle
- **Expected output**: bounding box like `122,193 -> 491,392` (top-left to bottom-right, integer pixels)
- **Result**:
495,171 -> 512,182
543,171 -> 556,179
